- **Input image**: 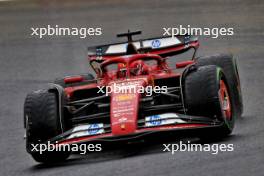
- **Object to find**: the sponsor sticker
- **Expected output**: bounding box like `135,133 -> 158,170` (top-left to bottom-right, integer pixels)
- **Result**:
88,124 -> 103,135
67,123 -> 104,139
114,94 -> 134,101
145,113 -> 185,127
151,39 -> 161,48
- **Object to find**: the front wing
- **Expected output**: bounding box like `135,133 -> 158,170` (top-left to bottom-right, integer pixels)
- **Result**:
46,113 -> 224,145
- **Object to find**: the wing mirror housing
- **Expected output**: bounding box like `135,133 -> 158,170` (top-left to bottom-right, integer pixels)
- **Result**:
176,60 -> 194,69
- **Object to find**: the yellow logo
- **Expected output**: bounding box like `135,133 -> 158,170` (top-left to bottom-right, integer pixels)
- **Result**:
115,94 -> 134,101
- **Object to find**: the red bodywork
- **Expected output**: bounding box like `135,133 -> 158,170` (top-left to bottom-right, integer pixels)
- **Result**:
51,36 -> 220,145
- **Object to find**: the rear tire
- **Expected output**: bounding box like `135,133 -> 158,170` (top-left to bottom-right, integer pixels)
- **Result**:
184,65 -> 235,136
24,90 -> 70,163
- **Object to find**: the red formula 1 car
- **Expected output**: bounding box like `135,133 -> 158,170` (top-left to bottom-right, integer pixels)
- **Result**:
24,31 -> 243,163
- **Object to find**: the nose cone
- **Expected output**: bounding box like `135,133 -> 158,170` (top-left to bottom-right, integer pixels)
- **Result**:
109,79 -> 147,136
111,93 -> 139,136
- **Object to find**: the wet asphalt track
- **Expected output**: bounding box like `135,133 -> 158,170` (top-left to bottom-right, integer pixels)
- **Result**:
0,0 -> 264,175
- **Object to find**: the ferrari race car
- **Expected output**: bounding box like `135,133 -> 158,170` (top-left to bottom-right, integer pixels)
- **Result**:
24,31 -> 243,163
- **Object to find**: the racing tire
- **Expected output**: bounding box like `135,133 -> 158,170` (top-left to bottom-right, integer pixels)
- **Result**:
184,65 -> 235,136
196,53 -> 243,117
24,90 -> 70,163
54,73 -> 95,88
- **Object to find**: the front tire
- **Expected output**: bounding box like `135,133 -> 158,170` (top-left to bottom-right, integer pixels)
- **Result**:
196,53 -> 243,117
24,90 -> 70,163
184,65 -> 235,136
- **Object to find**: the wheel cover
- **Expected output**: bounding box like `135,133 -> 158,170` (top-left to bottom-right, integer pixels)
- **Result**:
219,80 -> 232,120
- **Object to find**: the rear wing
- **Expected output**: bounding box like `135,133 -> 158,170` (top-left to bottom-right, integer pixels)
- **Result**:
88,35 -> 199,61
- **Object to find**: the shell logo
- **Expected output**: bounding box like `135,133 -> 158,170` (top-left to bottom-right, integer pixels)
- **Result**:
115,94 -> 134,101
